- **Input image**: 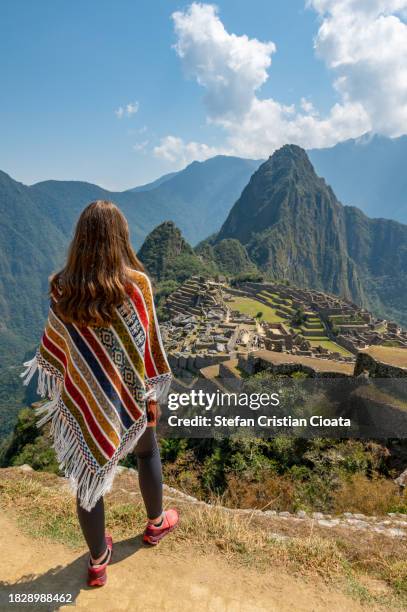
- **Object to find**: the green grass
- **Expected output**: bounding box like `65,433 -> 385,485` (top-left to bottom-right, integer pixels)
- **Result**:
257,292 -> 275,305
257,291 -> 286,306
259,291 -> 293,306
308,339 -> 353,357
300,326 -> 325,334
275,306 -> 295,316
261,291 -> 283,301
291,330 -> 353,357
328,315 -> 366,325
229,297 -> 286,323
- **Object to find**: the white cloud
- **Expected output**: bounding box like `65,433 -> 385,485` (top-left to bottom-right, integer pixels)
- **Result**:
222,98 -> 369,158
115,101 -> 139,118
309,0 -> 407,137
159,2 -> 407,164
173,2 -> 275,118
132,140 -> 149,152
300,97 -> 317,115
153,135 -> 223,167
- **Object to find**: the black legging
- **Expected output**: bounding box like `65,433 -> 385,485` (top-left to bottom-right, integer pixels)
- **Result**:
77,427 -> 162,559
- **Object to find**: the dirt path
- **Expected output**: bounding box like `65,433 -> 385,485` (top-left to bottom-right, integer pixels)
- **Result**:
0,512 -> 377,612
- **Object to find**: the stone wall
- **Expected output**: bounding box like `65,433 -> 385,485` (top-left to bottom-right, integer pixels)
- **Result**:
240,352 -> 351,378
168,352 -> 232,374
345,386 -> 407,438
354,352 -> 407,378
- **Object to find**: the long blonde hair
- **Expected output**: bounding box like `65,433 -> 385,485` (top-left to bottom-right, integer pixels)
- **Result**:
50,200 -> 144,326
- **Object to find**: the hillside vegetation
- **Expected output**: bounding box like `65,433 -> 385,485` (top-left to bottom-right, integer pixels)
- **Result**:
2,395 -> 407,518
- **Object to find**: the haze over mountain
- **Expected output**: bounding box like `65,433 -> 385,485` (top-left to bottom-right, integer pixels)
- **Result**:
28,155 -> 260,247
308,135 -> 407,225
129,155 -> 261,245
129,134 -> 407,229
217,145 -> 407,326
129,171 -> 179,193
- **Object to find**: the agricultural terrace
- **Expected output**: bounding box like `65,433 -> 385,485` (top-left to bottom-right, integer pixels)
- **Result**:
307,339 -> 354,357
229,294 -> 353,357
228,296 -> 286,323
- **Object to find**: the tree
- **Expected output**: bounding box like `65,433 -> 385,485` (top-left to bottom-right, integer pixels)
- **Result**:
291,307 -> 306,327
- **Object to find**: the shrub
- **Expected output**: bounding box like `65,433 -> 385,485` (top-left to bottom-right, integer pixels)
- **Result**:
333,473 -> 406,515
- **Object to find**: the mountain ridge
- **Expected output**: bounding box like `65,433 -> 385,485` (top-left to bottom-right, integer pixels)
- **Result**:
23,155 -> 261,247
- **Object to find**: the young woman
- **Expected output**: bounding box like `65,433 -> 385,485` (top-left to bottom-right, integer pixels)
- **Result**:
22,200 -> 178,587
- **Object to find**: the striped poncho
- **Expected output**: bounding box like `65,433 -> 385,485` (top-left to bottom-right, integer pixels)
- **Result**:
21,270 -> 172,511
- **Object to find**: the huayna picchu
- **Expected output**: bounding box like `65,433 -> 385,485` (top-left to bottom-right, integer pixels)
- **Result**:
217,145 -> 407,327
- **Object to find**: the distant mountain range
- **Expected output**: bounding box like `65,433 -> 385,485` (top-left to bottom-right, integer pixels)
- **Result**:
27,155 -> 260,247
129,134 -> 407,227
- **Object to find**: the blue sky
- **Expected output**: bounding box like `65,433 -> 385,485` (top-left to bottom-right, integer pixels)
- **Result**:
1,1 -> 406,189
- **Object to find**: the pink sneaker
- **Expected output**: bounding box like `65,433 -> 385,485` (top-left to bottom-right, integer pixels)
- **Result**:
87,534 -> 113,587
143,509 -> 179,545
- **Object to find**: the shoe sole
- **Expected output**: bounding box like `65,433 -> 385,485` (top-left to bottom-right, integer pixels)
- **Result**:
88,576 -> 107,587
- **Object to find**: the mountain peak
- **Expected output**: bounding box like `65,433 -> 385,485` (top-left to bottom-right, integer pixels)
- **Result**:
262,144 -> 317,179
270,143 -> 310,161
138,220 -> 188,254
216,145 -> 325,246
137,221 -> 194,281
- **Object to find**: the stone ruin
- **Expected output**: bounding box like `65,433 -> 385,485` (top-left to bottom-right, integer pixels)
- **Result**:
161,276 -> 406,379
165,276 -> 227,319
236,281 -> 407,355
